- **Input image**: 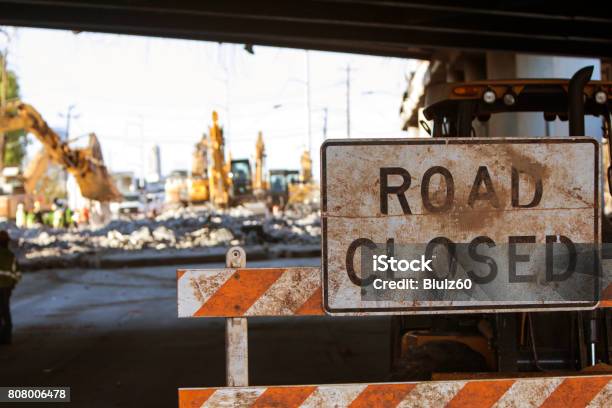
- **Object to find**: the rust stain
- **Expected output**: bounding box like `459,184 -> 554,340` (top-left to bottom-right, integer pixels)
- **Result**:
251,386 -> 317,408
178,389 -> 215,408
540,377 -> 610,408
189,271 -> 233,304
295,287 -> 325,315
447,379 -> 514,407
348,383 -> 416,408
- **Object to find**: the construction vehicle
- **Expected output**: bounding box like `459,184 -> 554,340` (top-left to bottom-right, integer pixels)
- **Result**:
169,117 -> 265,207
0,101 -> 121,213
0,148 -> 50,218
265,150 -> 320,211
268,168 -> 299,209
208,111 -> 232,207
188,132 -> 209,203
252,131 -> 267,196
229,158 -> 253,202
383,66 -> 612,379
180,67 -> 612,405
165,133 -> 209,206
287,149 -> 319,209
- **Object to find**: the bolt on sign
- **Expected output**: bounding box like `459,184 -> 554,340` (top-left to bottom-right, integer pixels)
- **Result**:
321,138 -> 600,315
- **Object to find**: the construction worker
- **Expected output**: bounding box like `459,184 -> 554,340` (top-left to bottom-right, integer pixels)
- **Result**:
15,203 -> 26,228
32,201 -> 43,226
63,206 -> 74,229
52,203 -> 64,229
0,230 -> 19,345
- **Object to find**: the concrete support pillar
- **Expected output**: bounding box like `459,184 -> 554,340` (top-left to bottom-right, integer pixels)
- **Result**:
485,53 -> 602,139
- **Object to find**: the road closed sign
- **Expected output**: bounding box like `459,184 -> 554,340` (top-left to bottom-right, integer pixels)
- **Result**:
321,138 -> 600,315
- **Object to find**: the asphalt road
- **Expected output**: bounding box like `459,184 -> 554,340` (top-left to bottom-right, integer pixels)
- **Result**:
0,258 -> 390,407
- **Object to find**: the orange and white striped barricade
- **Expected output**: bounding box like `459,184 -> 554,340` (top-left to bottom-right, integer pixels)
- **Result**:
179,376 -> 612,408
177,247 -> 612,407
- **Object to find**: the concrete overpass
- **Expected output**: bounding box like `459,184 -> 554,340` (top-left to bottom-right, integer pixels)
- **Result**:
0,1 -> 611,59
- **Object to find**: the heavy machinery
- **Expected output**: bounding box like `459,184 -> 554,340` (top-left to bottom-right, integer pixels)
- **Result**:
388,66 -> 612,380
169,115 -> 266,207
266,150 -> 320,210
188,132 -> 209,203
208,111 -> 232,207
252,131 -> 267,196
287,149 -> 319,208
229,158 -> 253,202
268,168 -> 299,209
0,101 -> 121,209
0,148 -> 49,218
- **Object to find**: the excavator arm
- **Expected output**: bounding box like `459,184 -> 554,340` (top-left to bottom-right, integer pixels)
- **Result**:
22,148 -> 50,195
0,101 -> 121,202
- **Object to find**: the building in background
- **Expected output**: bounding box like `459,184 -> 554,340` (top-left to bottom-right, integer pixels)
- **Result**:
147,144 -> 162,184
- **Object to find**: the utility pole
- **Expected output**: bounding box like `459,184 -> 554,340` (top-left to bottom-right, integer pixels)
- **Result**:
345,64 -> 351,138
306,51 -> 312,155
322,107 -> 328,140
62,104 -> 78,140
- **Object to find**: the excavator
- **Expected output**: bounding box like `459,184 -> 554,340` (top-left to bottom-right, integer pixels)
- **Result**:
168,111 -> 242,207
0,101 -> 121,217
207,111 -> 232,207
287,149 -> 319,209
188,112 -> 264,207
182,112 -> 319,210
188,131 -> 209,203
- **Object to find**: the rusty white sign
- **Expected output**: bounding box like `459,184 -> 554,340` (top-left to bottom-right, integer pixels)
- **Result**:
321,138 -> 600,315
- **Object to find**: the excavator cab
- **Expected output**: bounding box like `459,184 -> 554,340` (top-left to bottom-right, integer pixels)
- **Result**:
230,158 -> 253,201
268,169 -> 299,209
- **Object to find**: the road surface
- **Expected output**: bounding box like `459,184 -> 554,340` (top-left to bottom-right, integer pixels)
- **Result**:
0,258 -> 390,407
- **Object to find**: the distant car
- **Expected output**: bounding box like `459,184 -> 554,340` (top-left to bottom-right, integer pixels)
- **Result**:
145,191 -> 165,216
111,193 -> 144,215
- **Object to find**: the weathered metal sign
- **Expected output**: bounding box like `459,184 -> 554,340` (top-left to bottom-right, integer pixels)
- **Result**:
321,138 -> 600,315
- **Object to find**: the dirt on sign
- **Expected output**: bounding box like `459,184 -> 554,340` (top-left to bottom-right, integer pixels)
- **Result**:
321,138 -> 600,315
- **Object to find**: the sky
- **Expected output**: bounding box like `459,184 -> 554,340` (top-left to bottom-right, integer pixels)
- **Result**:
1,27 -> 417,180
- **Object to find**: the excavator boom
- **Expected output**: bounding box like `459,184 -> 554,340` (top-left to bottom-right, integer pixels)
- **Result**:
0,101 -> 121,202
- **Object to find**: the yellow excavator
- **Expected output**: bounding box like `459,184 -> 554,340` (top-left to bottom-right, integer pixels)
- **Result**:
188,131 -> 209,203
0,101 -> 121,216
252,131 -> 268,195
207,111 -> 232,207
187,112 -> 266,207
287,150 -> 318,207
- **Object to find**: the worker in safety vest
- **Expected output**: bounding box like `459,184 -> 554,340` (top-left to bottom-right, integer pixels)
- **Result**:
0,230 -> 20,345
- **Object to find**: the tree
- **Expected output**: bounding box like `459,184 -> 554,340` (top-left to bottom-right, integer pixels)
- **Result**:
0,54 -> 28,169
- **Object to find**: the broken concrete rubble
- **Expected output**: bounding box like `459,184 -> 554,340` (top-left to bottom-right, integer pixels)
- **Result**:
0,206 -> 321,270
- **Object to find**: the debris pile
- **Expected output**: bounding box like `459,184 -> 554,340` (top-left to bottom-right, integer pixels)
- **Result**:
2,206 -> 321,266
